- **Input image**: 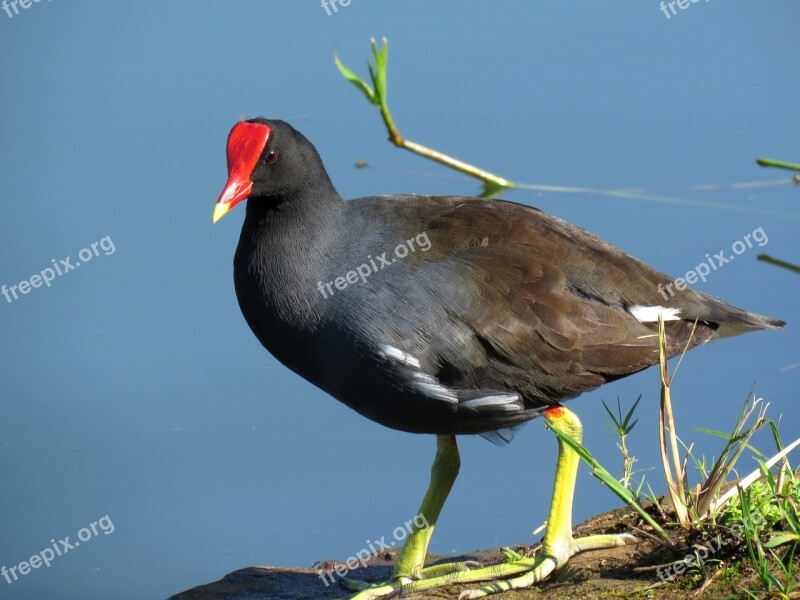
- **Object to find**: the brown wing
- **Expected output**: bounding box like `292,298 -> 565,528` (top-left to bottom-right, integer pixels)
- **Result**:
374,195 -> 777,406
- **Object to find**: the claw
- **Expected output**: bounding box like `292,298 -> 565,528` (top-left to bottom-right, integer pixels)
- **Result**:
342,579 -> 405,599
499,547 -> 526,562
339,575 -> 375,591
420,559 -> 480,578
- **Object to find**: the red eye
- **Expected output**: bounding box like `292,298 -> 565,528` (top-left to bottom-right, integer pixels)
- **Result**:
265,150 -> 279,165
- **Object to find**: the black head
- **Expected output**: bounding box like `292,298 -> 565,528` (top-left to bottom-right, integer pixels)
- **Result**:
212,118 -> 334,223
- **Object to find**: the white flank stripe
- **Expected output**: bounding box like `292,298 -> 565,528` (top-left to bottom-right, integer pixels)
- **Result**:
378,344 -> 422,368
629,305 -> 682,323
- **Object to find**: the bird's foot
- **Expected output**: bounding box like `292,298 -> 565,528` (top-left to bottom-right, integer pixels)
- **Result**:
340,560 -> 481,599
400,532 -> 637,599
461,533 -> 638,599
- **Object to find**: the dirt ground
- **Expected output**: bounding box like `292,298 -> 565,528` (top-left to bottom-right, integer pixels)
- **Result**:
169,502 -> 798,600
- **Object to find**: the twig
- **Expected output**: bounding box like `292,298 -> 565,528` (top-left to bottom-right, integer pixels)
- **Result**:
335,38 -> 516,197
658,316 -> 691,528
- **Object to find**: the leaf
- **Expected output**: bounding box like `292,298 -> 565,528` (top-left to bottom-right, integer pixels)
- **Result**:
764,532 -> 800,548
692,427 -> 764,458
602,399 -> 621,429
334,49 -> 377,105
371,37 -> 388,100
622,395 -> 642,431
480,180 -> 508,199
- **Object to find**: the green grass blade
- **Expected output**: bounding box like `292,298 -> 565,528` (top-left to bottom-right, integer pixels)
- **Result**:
764,533 -> 800,549
334,49 -> 377,105
758,254 -> 800,275
546,421 -> 673,544
756,157 -> 800,172
622,395 -> 642,432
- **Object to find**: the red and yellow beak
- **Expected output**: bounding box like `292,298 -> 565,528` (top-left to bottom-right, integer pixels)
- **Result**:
212,121 -> 272,223
213,179 -> 252,223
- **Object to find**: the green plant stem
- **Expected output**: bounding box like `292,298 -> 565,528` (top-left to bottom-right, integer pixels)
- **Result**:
657,317 -> 691,529
336,38 -> 516,194
401,139 -> 514,188
758,254 -> 800,274
756,157 -> 800,172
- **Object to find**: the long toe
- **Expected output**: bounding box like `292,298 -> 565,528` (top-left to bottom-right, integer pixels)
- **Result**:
401,531 -> 640,598
341,578 -> 407,599
420,560 -> 481,578
573,532 -> 638,554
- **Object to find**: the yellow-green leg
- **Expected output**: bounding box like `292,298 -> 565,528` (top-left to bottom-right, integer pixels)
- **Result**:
401,406 -> 637,599
341,434 -> 477,599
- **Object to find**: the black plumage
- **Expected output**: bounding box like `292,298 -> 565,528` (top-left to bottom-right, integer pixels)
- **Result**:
217,118 -> 783,440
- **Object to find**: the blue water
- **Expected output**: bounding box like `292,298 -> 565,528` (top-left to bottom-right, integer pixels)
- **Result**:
1,2 -> 798,599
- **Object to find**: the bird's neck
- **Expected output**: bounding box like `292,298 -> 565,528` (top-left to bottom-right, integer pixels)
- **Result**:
235,187 -> 346,331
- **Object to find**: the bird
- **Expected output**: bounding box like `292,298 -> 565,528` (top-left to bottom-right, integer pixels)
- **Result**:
212,118 -> 784,599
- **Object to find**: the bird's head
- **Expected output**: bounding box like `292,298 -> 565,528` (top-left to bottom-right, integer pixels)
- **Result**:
212,118 -> 325,223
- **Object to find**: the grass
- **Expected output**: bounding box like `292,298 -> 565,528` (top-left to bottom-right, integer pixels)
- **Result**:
601,395 -> 642,493
549,316 -> 799,597
724,468 -> 800,598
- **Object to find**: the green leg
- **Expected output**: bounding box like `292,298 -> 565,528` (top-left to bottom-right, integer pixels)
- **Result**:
342,434 -> 476,599
402,406 -> 637,598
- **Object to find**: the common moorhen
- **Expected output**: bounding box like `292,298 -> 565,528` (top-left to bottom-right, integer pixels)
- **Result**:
212,118 -> 783,599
